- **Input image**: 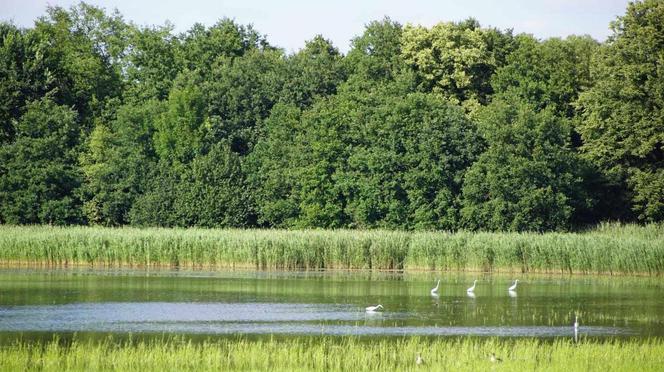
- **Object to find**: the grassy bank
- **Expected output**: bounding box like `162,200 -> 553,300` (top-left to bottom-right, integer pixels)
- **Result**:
0,224 -> 663,274
1,336 -> 663,371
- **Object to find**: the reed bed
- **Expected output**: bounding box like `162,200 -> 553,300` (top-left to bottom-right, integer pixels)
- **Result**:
0,223 -> 662,274
0,336 -> 662,371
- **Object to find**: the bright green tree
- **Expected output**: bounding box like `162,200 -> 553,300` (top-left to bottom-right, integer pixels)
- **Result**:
401,19 -> 514,111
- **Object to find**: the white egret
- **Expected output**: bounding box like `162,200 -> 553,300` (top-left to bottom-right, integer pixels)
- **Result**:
365,304 -> 383,312
508,279 -> 519,291
467,279 -> 478,293
430,279 -> 441,296
574,315 -> 579,342
489,353 -> 502,363
416,353 -> 424,365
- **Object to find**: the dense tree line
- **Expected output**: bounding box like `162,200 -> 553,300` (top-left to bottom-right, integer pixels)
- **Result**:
1,1 -> 662,231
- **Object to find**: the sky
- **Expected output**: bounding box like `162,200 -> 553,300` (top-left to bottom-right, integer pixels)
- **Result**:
1,0 -> 631,53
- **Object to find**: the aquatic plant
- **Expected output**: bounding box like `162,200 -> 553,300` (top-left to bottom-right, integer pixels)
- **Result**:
0,223 -> 662,274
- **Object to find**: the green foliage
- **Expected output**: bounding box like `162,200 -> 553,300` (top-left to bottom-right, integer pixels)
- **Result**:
203,48 -> 285,155
1,1 -> 663,231
124,24 -> 180,101
461,98 -> 592,231
0,98 -> 83,224
492,34 -> 597,117
255,70 -> 481,229
577,0 -> 664,222
345,18 -> 404,83
130,144 -> 253,228
153,72 -> 206,163
247,103 -> 303,227
177,19 -> 270,73
80,100 -> 161,225
401,19 -> 514,110
280,35 -> 347,108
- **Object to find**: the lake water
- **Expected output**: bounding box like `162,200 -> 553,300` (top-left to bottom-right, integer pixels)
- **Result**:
0,268 -> 663,341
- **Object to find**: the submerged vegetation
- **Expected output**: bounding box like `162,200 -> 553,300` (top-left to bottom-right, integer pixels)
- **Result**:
1,336 -> 663,371
1,224 -> 662,274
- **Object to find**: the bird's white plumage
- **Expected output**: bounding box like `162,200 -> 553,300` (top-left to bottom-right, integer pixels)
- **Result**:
430,279 -> 441,295
366,304 -> 383,312
467,279 -> 478,293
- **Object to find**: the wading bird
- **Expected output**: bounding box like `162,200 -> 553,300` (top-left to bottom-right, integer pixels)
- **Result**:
574,315 -> 579,342
431,279 -> 441,296
416,353 -> 424,365
467,279 -> 478,293
365,304 -> 383,312
489,353 -> 502,363
508,279 -> 519,291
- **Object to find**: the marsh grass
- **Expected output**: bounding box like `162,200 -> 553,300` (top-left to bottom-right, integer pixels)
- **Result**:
0,223 -> 662,274
0,336 -> 663,371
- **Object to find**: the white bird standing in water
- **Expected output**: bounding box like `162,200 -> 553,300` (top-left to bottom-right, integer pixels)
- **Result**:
508,279 -> 519,291
574,315 -> 579,342
431,279 -> 441,296
467,279 -> 478,293
366,304 -> 383,312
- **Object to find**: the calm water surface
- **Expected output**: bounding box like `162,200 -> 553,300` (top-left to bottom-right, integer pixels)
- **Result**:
0,268 -> 662,341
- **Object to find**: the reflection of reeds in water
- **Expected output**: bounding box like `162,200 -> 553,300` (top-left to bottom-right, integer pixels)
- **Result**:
1,336 -> 663,371
0,223 -> 662,274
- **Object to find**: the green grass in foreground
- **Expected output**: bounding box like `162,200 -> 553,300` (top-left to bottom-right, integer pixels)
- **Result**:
0,337 -> 662,372
0,223 -> 663,274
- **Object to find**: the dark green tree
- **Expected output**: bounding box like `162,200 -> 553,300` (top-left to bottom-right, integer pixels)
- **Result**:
247,103 -> 303,227
178,19 -> 270,73
203,49 -> 285,155
577,0 -> 664,222
130,144 -> 253,227
0,98 -> 83,224
461,97 -> 593,231
124,24 -> 180,101
80,100 -> 161,225
279,35 -> 346,109
492,34 -> 597,118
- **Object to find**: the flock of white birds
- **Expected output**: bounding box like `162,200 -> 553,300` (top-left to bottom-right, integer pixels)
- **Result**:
364,278 -> 580,365
365,278 -> 520,313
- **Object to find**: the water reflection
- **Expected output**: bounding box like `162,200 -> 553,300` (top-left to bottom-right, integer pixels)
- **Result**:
0,268 -> 662,339
0,302 -> 631,337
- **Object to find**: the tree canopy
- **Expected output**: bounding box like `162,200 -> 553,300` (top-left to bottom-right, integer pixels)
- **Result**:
1,1 -> 662,231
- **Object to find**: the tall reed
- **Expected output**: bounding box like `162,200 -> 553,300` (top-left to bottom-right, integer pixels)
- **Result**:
0,223 -> 662,274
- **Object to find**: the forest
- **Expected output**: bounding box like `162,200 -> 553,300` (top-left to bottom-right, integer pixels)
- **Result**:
0,0 -> 662,232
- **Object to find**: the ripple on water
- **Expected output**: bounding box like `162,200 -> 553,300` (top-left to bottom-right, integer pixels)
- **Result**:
0,302 -> 633,337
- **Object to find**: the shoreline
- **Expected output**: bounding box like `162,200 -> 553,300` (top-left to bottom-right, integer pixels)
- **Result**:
0,260 -> 661,278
